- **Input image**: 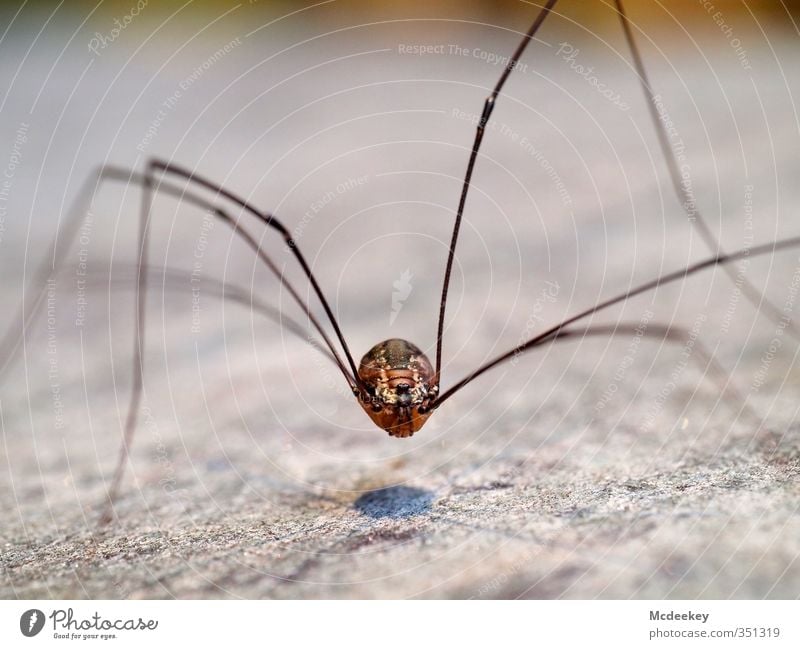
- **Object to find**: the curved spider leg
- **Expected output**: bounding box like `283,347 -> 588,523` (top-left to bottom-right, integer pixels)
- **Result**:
0,167 -> 353,386
531,321 -> 762,428
436,234 -> 800,406
145,159 -> 361,387
145,265 -> 339,367
613,0 -> 800,341
0,163 -> 356,525
435,0 -> 560,386
14,258 -> 340,374
104,163 -> 363,524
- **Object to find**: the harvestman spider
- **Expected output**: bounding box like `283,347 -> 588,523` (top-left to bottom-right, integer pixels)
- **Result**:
2,0 -> 799,525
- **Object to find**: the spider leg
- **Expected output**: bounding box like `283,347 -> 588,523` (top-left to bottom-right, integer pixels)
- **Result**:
73,262 -> 340,368
0,162 -> 356,525
435,0 -> 559,385
145,159 -> 361,385
436,234 -> 800,406
104,161 -> 362,524
614,0 -> 800,343
157,266 -> 339,367
0,166 -> 353,386
532,321 -> 761,428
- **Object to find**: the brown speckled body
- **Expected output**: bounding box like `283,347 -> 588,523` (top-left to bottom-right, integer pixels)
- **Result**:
357,338 -> 437,437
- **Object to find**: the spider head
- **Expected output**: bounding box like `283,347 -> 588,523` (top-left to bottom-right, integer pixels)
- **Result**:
356,338 -> 438,438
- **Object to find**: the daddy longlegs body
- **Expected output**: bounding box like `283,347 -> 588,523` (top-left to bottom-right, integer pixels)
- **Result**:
1,0 -> 798,525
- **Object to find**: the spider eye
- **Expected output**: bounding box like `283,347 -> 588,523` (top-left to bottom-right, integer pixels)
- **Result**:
371,401 -> 383,413
396,383 -> 410,393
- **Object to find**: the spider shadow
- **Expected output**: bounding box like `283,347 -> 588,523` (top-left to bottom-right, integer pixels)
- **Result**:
353,486 -> 434,519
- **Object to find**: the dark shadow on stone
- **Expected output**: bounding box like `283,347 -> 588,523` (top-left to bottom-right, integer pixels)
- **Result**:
354,486 -> 434,519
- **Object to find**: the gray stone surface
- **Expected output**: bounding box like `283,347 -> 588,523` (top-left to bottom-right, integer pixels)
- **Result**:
1,1 -> 799,599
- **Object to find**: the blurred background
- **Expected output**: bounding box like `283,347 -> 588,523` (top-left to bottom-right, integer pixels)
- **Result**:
1,1 -> 799,599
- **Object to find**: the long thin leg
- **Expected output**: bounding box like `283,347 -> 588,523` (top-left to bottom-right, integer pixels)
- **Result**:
435,0 -> 559,384
147,159 -> 362,387
613,0 -> 800,341
0,167 -> 354,387
511,320 -> 760,428
535,321 -> 759,427
101,166 -> 152,526
436,234 -> 800,406
102,163 -> 364,524
0,163 -> 357,525
65,262 -> 339,367
18,255 -> 341,524
158,266 -> 340,366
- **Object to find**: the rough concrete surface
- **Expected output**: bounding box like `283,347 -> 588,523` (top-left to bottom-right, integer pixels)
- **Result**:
1,1 -> 799,599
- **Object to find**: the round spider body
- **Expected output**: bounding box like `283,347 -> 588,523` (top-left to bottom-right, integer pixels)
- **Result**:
357,338 -> 438,437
